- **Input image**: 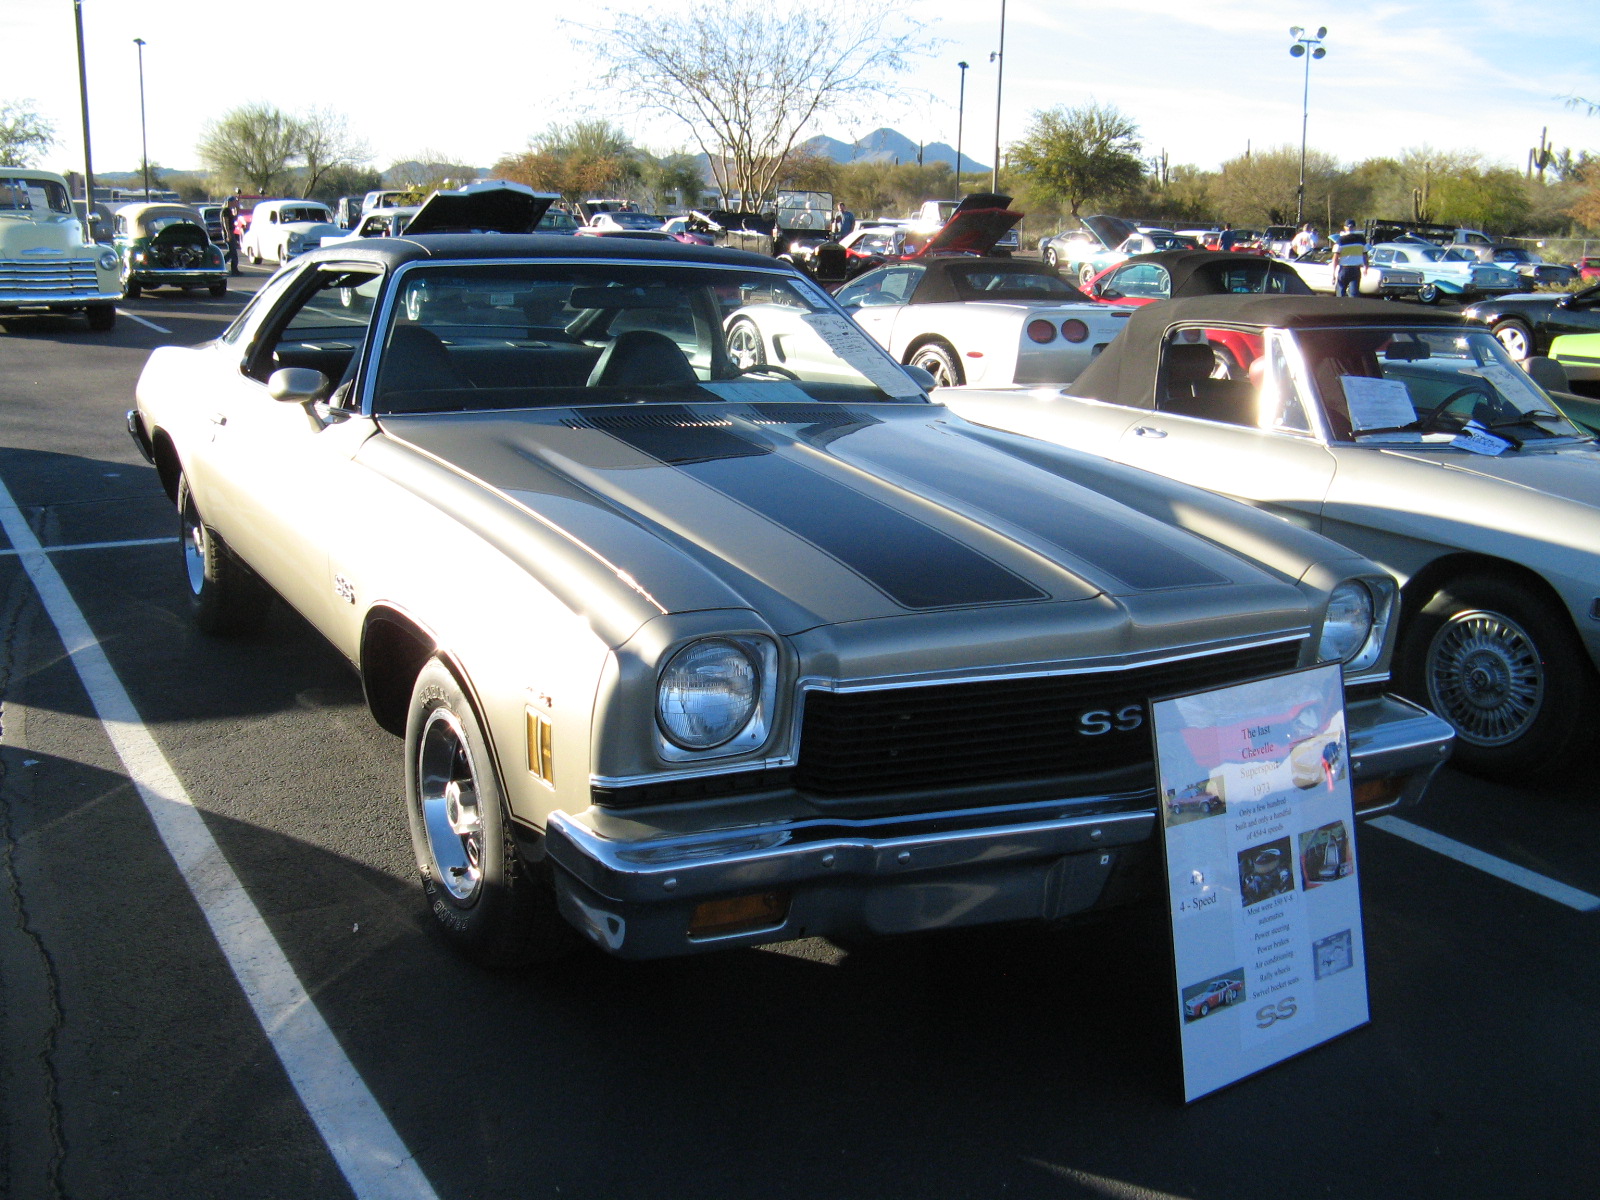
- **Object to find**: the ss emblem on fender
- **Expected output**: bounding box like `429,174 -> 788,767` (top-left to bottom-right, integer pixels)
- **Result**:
1078,703 -> 1144,736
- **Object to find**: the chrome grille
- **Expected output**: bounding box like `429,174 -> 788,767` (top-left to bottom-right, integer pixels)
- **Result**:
0,258 -> 100,296
795,640 -> 1304,797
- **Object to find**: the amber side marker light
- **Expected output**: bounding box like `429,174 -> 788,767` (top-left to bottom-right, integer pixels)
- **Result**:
689,892 -> 790,939
1354,777 -> 1405,813
526,709 -> 553,784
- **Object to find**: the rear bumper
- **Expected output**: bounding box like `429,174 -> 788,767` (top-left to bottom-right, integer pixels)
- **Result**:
544,691 -> 1452,958
130,267 -> 225,286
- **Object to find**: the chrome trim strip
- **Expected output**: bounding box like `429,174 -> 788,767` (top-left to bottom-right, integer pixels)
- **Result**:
0,290 -> 121,306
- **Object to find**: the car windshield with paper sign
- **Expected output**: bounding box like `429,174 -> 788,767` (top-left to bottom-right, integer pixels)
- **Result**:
943,294 -> 1600,781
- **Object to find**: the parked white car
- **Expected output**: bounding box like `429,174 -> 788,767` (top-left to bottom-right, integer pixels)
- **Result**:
1281,246 -> 1425,299
1368,242 -> 1523,304
240,199 -> 341,265
317,206 -> 420,248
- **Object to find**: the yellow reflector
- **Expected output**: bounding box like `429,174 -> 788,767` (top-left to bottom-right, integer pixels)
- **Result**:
526,709 -> 553,784
689,892 -> 789,938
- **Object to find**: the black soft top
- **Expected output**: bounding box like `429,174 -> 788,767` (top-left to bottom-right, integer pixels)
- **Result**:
910,256 -> 1091,305
1112,249 -> 1313,297
1070,293 -> 1467,408
301,233 -> 783,272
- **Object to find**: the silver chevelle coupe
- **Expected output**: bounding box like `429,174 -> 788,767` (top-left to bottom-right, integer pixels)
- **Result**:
127,184 -> 1451,966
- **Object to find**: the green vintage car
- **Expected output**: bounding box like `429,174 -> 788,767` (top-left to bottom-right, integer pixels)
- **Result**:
113,202 -> 228,298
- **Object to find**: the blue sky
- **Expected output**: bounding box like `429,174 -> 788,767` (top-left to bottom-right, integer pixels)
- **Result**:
6,0 -> 1599,180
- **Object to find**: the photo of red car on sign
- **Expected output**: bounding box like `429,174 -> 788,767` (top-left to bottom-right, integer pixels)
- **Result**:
1182,972 -> 1246,1022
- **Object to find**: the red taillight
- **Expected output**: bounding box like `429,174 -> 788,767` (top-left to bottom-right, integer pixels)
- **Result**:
1061,319 -> 1089,343
1027,319 -> 1057,343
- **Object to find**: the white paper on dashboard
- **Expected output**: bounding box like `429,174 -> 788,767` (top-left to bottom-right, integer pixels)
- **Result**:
801,313 -> 924,398
1471,363 -> 1549,408
699,380 -> 813,404
1451,421 -> 1510,456
1342,376 -> 1417,430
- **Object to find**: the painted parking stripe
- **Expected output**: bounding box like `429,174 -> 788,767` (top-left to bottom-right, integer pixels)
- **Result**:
118,310 -> 172,334
1371,816 -> 1600,912
0,536 -> 176,557
0,477 -> 439,1200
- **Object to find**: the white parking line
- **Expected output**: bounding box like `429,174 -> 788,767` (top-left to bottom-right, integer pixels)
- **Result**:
1371,816 -> 1600,912
118,310 -> 172,334
0,476 -> 439,1200
0,536 -> 176,556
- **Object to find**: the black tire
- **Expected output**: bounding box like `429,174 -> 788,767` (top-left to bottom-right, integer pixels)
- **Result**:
248,245 -> 261,265
1417,283 -> 1441,305
907,339 -> 964,387
124,280 -> 141,300
86,304 -> 116,331
404,658 -> 576,967
177,474 -> 267,635
1490,318 -> 1533,362
209,280 -> 227,298
1400,573 -> 1600,780
1198,1001 -> 1211,1017
1078,262 -> 1098,288
725,316 -> 766,370
1044,247 -> 1058,269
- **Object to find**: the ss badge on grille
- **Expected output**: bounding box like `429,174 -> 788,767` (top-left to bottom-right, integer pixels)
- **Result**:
1078,704 -> 1144,735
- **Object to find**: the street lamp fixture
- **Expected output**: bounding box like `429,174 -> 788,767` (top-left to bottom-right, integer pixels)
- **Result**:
134,37 -> 150,201
1288,24 -> 1327,225
955,61 -> 969,199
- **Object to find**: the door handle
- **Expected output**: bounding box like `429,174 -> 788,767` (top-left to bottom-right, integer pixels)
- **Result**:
208,412 -> 228,426
1133,425 -> 1167,438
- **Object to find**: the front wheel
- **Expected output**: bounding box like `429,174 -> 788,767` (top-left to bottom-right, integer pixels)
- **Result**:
404,658 -> 575,967
177,474 -> 267,635
1078,263 -> 1098,288
725,316 -> 766,370
86,304 -> 116,331
1400,574 -> 1599,780
209,280 -> 227,298
907,340 -> 964,387
1044,247 -> 1058,269
1490,318 -> 1533,362
1416,283 -> 1441,305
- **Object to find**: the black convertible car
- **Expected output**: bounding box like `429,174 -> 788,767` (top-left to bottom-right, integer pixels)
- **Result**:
1462,284 -> 1600,364
1080,250 -> 1313,306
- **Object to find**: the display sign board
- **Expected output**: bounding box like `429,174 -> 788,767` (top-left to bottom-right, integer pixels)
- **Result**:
1152,664 -> 1369,1103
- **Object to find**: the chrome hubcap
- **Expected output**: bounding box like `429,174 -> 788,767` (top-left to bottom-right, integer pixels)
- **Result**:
417,708 -> 484,901
181,501 -> 206,596
912,351 -> 953,386
1426,609 -> 1544,745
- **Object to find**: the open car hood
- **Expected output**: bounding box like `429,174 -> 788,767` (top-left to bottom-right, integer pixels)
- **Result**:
149,221 -> 209,248
1080,214 -> 1139,250
404,180 -> 560,236
915,195 -> 1023,257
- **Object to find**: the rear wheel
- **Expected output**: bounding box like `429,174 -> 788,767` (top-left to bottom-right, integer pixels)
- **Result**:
209,280 -> 227,298
1044,247 -> 1058,269
1400,573 -> 1599,780
404,658 -> 575,967
1078,263 -> 1098,288
177,474 -> 267,635
725,316 -> 766,369
907,340 -> 964,387
1417,283 -> 1441,305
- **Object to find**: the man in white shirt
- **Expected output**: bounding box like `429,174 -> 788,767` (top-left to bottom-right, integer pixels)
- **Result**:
1333,220 -> 1367,297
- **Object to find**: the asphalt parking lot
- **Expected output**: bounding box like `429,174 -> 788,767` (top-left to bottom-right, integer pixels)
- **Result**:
1,275 -> 1597,1200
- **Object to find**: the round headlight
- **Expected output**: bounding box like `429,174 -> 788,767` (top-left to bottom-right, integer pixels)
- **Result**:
657,639 -> 760,750
1318,581 -> 1374,664
98,249 -> 118,271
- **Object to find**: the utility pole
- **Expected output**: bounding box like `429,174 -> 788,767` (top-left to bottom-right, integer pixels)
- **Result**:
955,60 -> 969,200
73,0 -> 96,224
990,0 -> 1006,194
134,38 -> 150,200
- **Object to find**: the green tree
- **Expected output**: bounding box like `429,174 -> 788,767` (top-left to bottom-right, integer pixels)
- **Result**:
642,152 -> 707,212
297,107 -> 370,199
1430,167 -> 1531,232
576,5 -> 929,211
1212,144 -> 1350,227
494,121 -> 641,204
1008,103 -> 1145,219
384,153 -> 477,193
0,99 -> 55,167
198,103 -> 304,193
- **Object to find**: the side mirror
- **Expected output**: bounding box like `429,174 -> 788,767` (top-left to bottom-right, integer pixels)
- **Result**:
267,367 -> 329,404
1098,287 -> 1123,301
1556,294 -> 1574,309
902,364 -> 939,391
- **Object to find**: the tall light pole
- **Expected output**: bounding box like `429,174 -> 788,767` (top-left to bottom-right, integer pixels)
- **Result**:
1289,25 -> 1327,225
990,0 -> 1006,194
134,38 -> 150,200
73,0 -> 96,224
955,61 -> 969,199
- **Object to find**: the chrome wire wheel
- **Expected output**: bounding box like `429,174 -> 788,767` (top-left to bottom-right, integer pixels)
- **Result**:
416,707 -> 485,902
1425,608 -> 1544,746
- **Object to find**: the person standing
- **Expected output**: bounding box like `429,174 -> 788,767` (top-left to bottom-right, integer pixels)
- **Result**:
831,204 -> 855,239
1289,223 -> 1320,257
221,191 -> 241,275
1218,222 -> 1237,251
1333,219 -> 1367,297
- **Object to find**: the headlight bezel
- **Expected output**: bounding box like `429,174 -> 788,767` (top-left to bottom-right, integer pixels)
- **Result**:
97,249 -> 118,271
1318,577 -> 1392,677
655,634 -> 778,761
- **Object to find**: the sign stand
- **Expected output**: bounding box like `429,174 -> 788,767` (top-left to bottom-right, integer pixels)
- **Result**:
1151,663 -> 1369,1103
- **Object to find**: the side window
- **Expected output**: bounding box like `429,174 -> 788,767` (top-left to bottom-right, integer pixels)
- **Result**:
219,262 -> 306,347
1265,332 -> 1312,434
1157,329 -> 1264,427
1111,264 -> 1169,299
246,266 -> 384,392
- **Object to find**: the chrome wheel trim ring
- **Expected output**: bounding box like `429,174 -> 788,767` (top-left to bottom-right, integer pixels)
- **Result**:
1425,607 -> 1544,746
727,321 -> 761,369
417,707 -> 485,902
181,500 -> 206,596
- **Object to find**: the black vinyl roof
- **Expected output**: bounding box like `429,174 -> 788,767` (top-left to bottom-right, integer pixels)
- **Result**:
1070,293 -> 1468,408
301,232 -> 783,271
1110,250 -> 1314,297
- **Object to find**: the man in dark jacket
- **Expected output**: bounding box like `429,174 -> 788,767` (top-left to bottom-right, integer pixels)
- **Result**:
221,192 -> 241,275
1333,219 -> 1367,297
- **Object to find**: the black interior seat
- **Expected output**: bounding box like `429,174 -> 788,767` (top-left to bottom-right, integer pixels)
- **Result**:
586,329 -> 698,388
376,325 -> 475,408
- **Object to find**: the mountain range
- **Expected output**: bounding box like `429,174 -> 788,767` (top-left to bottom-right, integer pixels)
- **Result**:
799,128 -> 989,174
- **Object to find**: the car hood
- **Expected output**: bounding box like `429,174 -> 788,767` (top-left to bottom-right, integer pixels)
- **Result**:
368,404 -> 1319,644
914,206 -> 1023,257
149,222 -> 210,248
405,180 -> 559,235
1080,215 -> 1140,250
1376,442 -> 1600,504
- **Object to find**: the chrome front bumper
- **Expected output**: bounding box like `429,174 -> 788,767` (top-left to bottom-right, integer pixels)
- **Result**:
0,288 -> 121,309
544,691 -> 1453,958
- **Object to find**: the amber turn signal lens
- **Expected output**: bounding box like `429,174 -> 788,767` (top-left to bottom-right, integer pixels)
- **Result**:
1353,777 -> 1404,813
689,891 -> 790,938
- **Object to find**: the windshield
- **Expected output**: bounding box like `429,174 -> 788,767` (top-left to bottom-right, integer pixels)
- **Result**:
369,262 -> 928,415
605,212 -> 662,230
1405,245 -> 1447,262
1295,326 -> 1585,446
281,206 -> 331,223
948,265 -> 1088,302
146,214 -> 204,235
0,176 -> 72,216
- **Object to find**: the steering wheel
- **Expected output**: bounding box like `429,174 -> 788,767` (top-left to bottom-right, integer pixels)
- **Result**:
734,363 -> 801,380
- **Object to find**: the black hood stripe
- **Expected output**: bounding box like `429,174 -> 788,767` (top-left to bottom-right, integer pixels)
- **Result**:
584,411 -> 1046,610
